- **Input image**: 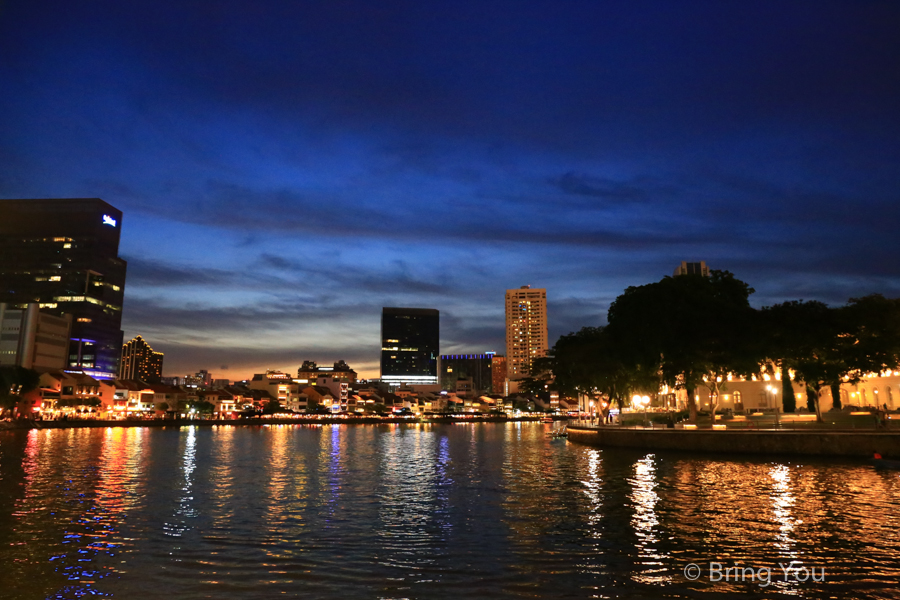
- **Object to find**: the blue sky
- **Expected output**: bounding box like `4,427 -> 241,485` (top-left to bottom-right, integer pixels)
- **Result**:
2,1 -> 899,378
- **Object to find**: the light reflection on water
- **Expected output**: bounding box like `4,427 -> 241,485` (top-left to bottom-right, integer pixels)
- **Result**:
1,423 -> 899,599
629,454 -> 670,585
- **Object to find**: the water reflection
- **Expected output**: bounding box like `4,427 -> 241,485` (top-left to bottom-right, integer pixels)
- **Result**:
377,425 -> 449,573
770,464 -> 797,557
163,425 -> 197,538
628,454 -> 670,584
3,424 -> 900,599
576,448 -> 606,577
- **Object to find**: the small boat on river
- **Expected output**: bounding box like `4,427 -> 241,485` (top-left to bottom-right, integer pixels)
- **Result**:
547,424 -> 568,439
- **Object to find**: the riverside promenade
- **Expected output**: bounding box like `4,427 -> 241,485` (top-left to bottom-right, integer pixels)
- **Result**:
567,421 -> 900,458
0,414 -> 538,431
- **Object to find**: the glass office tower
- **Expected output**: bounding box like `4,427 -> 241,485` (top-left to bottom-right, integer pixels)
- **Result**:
380,307 -> 439,386
0,198 -> 127,379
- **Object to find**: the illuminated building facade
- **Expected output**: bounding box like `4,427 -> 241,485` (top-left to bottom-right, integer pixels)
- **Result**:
0,198 -> 127,378
381,307 -> 439,386
249,370 -> 304,410
440,352 -> 495,394
119,335 -> 164,383
673,261 -> 709,277
297,359 -> 357,383
0,303 -> 72,370
505,286 -> 547,380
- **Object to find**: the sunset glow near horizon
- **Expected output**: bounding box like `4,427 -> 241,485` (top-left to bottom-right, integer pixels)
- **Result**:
2,1 -> 898,380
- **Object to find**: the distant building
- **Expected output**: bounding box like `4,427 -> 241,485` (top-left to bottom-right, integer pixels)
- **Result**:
119,335 -> 164,383
440,352 -> 495,395
505,286 -> 548,380
381,307 -> 439,386
0,303 -> 72,370
297,359 -> 357,383
491,355 -> 507,395
249,370 -> 304,411
0,198 -> 127,379
171,370 -> 213,389
314,376 -> 350,408
673,261 -> 709,277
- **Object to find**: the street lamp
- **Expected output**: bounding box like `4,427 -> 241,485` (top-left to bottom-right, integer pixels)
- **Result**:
766,385 -> 780,426
633,394 -> 651,427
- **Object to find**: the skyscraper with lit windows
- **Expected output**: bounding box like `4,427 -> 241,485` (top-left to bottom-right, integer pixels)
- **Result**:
380,307 -> 439,386
505,286 -> 547,380
120,335 -> 164,383
0,198 -> 127,378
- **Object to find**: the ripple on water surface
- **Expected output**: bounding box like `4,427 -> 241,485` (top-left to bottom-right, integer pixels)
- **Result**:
1,423 -> 899,599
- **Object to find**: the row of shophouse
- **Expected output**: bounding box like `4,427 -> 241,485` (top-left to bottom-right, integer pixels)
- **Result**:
12,368 -> 547,419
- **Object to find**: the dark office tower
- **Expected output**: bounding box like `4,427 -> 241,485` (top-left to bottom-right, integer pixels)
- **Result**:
120,335 -> 164,383
440,352 -> 495,394
0,199 -> 127,379
381,307 -> 439,386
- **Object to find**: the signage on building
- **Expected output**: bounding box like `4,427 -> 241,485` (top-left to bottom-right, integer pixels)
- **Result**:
102,214 -> 117,227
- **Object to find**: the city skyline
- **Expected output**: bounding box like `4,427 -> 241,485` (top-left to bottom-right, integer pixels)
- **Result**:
2,2 -> 898,379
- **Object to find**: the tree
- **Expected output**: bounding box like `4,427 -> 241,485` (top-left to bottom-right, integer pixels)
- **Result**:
189,400 -> 215,416
606,270 -> 760,423
782,296 -> 900,422
0,366 -> 41,416
830,382 -> 842,410
540,326 -> 661,419
520,356 -> 554,397
262,399 -> 283,415
763,300 -> 831,414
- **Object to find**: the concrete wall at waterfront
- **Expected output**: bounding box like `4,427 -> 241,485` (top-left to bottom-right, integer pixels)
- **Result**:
568,426 -> 900,458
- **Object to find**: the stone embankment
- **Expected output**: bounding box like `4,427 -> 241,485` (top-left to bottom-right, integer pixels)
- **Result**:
567,424 -> 900,457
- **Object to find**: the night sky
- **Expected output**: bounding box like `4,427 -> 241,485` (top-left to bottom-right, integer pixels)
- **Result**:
2,1 -> 899,379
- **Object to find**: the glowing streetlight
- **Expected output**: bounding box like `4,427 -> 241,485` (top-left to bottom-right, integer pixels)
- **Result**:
766,385 -> 780,426
633,394 -> 651,427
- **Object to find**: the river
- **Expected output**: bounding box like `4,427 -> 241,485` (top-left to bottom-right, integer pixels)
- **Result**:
1,422 -> 898,599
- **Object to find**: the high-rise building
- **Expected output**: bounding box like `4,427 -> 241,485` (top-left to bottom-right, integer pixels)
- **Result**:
673,261 -> 709,277
0,303 -> 72,370
0,199 -> 127,378
297,360 -> 358,383
505,286 -> 548,380
440,352 -> 495,394
381,307 -> 439,386
119,335 -> 164,383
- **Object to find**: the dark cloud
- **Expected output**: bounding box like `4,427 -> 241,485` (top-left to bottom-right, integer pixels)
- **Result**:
124,256 -> 236,286
551,173 -> 657,202
3,1 -> 900,377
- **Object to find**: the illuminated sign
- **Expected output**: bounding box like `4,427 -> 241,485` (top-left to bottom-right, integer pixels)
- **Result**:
102,214 -> 117,227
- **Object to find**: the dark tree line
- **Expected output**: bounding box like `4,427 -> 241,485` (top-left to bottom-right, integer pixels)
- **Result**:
535,271 -> 900,423
0,366 -> 41,417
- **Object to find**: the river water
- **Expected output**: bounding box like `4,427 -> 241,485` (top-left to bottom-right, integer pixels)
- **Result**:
1,422 -> 899,599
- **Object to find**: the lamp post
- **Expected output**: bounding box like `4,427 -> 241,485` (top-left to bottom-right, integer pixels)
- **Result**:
633,394 -> 650,427
767,385 -> 780,427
